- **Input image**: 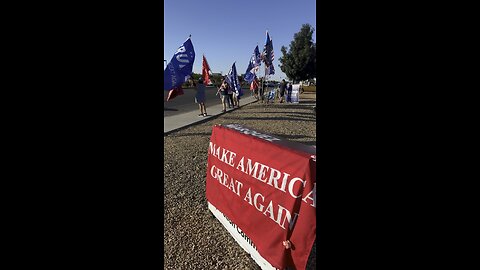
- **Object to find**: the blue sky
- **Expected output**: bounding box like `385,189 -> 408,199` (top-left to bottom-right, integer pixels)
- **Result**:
164,0 -> 316,81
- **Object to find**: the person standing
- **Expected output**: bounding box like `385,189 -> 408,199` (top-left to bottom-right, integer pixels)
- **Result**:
217,80 -> 229,112
259,79 -> 266,103
286,82 -> 292,103
194,77 -> 207,117
250,77 -> 259,100
227,81 -> 234,109
279,79 -> 286,103
234,90 -> 241,108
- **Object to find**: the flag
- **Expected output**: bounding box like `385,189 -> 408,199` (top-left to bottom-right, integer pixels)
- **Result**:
266,64 -> 275,75
202,55 -> 212,85
226,62 -> 243,97
253,45 -> 262,72
166,86 -> 184,101
164,37 -> 195,91
244,45 -> 263,83
243,54 -> 256,83
267,88 -> 275,100
250,75 -> 258,91
262,31 -> 275,75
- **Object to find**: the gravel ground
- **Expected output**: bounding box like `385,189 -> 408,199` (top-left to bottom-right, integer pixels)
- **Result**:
164,92 -> 316,269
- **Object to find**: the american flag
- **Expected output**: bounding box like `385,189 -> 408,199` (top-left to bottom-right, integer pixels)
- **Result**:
253,45 -> 262,67
262,31 -> 275,75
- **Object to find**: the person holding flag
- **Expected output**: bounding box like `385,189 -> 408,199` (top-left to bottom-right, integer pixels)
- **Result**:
244,45 -> 262,101
250,76 -> 259,100
225,62 -> 243,108
217,79 -> 229,113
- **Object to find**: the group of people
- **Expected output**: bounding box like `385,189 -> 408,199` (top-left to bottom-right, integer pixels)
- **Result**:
192,77 -> 295,118
216,78 -> 241,112
278,79 -> 293,103
191,76 -> 242,117
250,78 -> 293,104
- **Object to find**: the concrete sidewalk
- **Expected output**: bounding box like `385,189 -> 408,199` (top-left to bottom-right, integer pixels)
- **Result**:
164,95 -> 259,134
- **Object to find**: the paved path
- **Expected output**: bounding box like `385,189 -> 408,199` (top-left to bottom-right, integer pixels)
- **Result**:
164,86 -> 227,117
164,89 -> 316,135
164,93 -> 258,134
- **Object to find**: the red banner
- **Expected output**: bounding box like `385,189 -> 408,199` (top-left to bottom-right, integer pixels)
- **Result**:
202,55 -> 211,85
206,124 -> 316,270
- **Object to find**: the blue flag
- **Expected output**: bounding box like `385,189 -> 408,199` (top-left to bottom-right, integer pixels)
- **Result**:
267,88 -> 275,101
244,45 -> 263,84
262,31 -> 275,75
254,45 -> 262,69
243,54 -> 256,84
164,38 -> 195,91
226,62 -> 243,97
266,63 -> 275,75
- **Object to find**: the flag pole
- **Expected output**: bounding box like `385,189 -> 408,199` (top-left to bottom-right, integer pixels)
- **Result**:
264,65 -> 267,104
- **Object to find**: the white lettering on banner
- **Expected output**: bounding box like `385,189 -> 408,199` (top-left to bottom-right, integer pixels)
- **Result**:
210,165 -> 243,196
302,182 -> 316,207
244,187 -> 253,205
207,130 -> 316,232
208,142 -> 315,207
209,142 -> 237,167
175,45 -> 190,69
176,46 -> 186,53
278,204 -> 300,231
222,213 -> 257,250
244,187 -> 299,230
208,203 -> 278,270
266,167 -> 287,192
236,156 -> 313,202
168,64 -> 177,86
224,124 -> 281,142
288,177 -> 306,199
176,54 -> 190,69
253,192 -> 265,211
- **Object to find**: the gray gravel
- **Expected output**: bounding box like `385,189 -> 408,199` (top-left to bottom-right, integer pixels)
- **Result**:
164,92 -> 316,269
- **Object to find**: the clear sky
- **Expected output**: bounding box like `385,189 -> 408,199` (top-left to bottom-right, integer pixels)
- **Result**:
164,0 -> 316,81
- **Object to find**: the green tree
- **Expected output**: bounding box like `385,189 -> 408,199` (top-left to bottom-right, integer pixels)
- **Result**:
210,74 -> 224,87
278,24 -> 316,83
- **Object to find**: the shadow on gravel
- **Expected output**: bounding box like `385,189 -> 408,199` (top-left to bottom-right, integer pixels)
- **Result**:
285,114 -> 316,120
164,108 -> 179,111
256,104 -> 315,110
270,134 -> 316,146
221,116 -> 316,122
271,134 -> 316,141
245,111 -> 308,114
168,132 -> 212,137
298,100 -> 316,104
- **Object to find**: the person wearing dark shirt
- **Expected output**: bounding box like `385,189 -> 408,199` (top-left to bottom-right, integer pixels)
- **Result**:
279,79 -> 286,103
217,80 -> 229,112
250,77 -> 259,100
193,78 -> 207,117
286,82 -> 292,103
